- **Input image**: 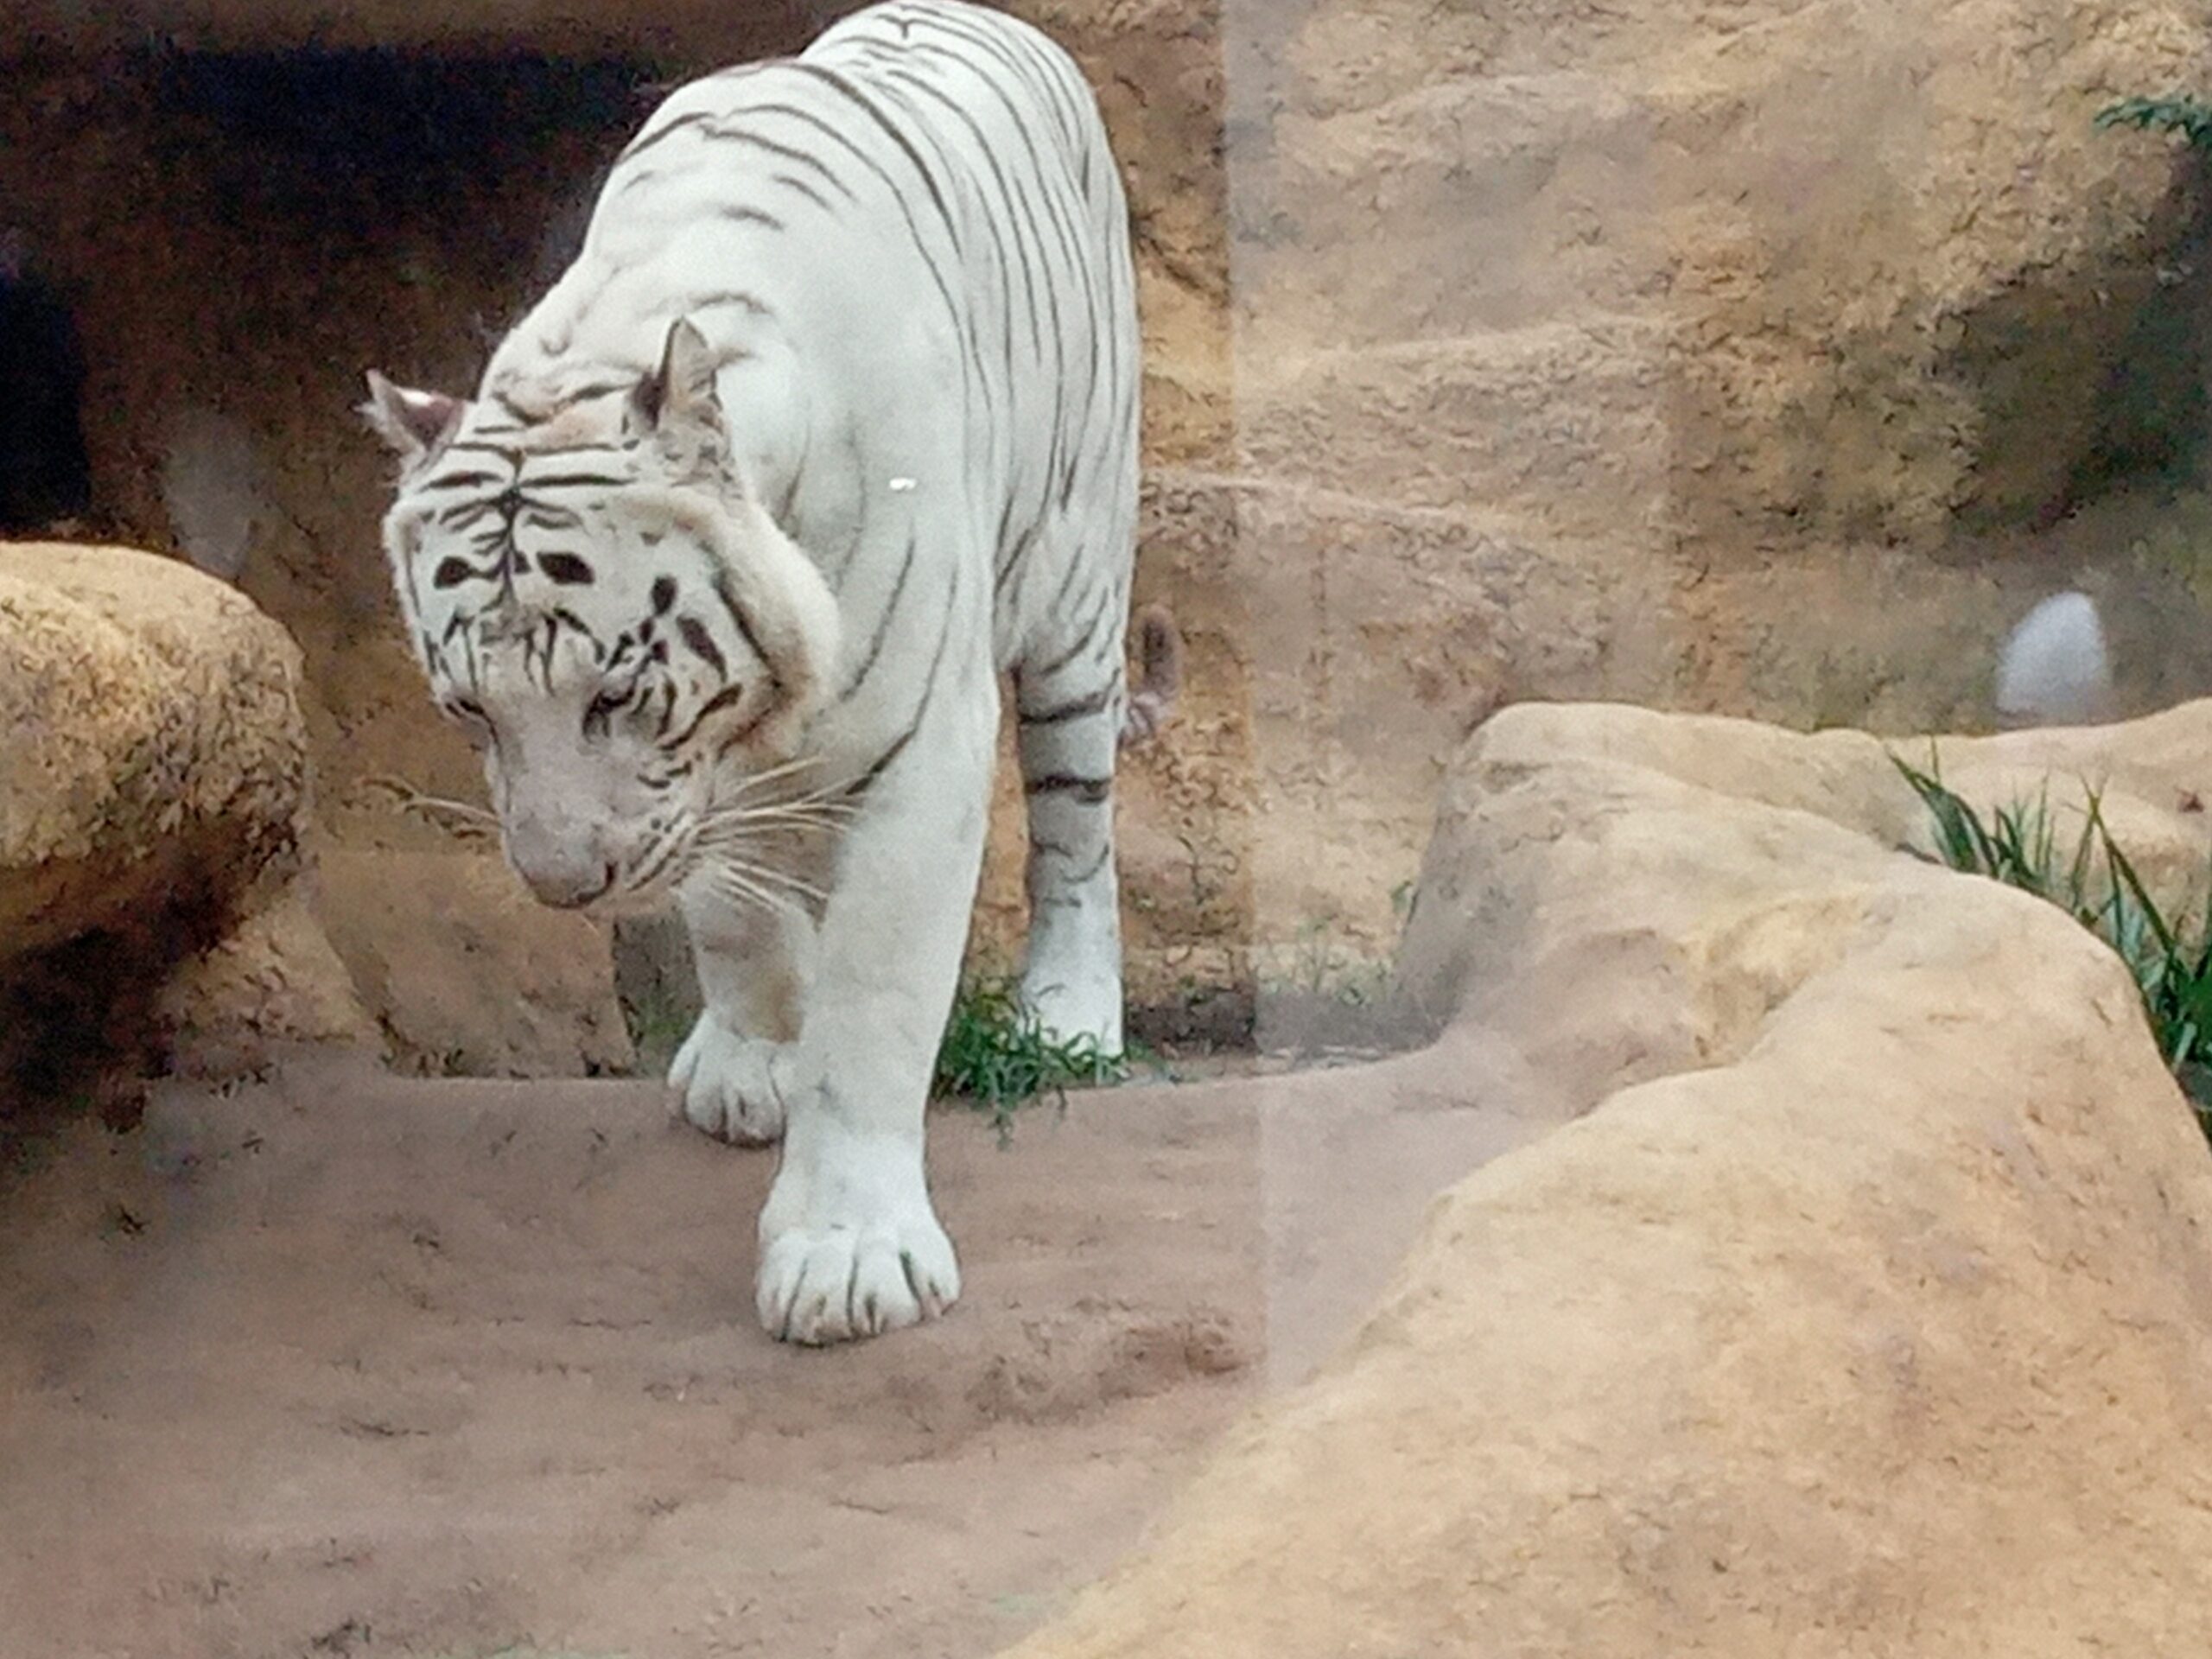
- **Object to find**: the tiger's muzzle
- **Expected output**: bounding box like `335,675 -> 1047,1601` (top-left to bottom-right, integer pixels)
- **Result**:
503,811 -> 620,910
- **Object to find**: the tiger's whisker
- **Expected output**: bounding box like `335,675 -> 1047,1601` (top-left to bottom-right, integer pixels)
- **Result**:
720,755 -> 832,801
707,867 -> 810,920
694,804 -> 858,836
697,846 -> 830,902
710,857 -> 829,906
363,773 -> 499,822
702,787 -> 860,819
698,807 -> 855,836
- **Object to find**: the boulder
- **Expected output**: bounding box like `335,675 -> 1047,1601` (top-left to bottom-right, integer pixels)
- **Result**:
1236,0 -> 2209,544
0,542 -> 371,1109
997,699 -> 2212,1656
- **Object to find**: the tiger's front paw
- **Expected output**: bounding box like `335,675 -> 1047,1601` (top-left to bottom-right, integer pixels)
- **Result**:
668,1013 -> 791,1146
756,1213 -> 961,1345
753,1138 -> 960,1344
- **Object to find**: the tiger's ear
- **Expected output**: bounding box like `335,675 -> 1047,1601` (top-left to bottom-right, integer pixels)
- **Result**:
360,372 -> 465,470
632,317 -> 726,471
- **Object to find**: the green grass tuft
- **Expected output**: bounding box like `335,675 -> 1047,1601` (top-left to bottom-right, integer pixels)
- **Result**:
1894,752 -> 2212,1128
933,976 -> 1128,1138
2095,93 -> 2212,151
619,982 -> 696,1077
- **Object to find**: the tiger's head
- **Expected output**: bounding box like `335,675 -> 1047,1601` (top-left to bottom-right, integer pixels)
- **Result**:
363,317 -> 840,914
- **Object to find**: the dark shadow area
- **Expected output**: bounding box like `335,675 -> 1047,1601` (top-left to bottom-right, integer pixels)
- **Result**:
1947,161 -> 2212,534
0,880 -> 238,1179
148,48 -> 661,251
1130,982 -> 1259,1057
2061,226 -> 2212,510
0,247 -> 91,532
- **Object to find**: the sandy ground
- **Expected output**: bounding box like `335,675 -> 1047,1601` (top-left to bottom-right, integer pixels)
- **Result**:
2,1048 -> 1530,1659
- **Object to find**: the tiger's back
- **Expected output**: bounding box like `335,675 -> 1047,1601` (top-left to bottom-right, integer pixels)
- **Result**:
483,0 -> 1139,736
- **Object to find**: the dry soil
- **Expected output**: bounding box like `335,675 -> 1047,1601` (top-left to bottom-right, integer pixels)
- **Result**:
2,1048 -> 1523,1659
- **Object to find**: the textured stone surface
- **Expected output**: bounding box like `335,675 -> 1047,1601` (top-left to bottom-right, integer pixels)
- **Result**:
999,698 -> 2212,1656
0,0 -> 787,55
0,541 -> 372,1101
0,541 -> 305,954
1234,0 -> 2209,542
1211,0 -> 2212,954
159,882 -> 383,1077
315,849 -> 634,1078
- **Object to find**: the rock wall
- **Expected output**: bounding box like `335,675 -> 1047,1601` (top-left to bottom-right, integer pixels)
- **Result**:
996,697 -> 2212,1656
1218,0 -> 2212,964
2,0 -> 789,55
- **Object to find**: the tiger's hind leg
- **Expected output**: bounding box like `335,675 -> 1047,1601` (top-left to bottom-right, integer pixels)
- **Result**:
1012,623 -> 1128,1057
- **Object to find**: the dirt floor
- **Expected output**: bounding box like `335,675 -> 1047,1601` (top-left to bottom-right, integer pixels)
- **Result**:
1,1046 -> 1529,1659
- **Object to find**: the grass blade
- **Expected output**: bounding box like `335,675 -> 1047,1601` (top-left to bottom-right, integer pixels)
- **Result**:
1893,749 -> 2212,1133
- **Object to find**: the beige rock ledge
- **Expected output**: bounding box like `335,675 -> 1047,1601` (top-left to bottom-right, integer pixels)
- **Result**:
1000,701 -> 2212,1657
0,543 -> 370,1103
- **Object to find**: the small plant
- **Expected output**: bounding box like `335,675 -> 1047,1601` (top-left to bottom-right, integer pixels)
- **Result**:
1894,762 -> 2099,922
932,976 -> 1128,1137
2095,94 -> 2212,152
1894,753 -> 2212,1127
619,982 -> 696,1076
1257,916 -> 1397,1009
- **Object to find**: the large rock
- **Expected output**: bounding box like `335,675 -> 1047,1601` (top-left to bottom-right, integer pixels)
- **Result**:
0,543 -> 300,950
0,542 -> 371,1107
998,699 -> 2212,1656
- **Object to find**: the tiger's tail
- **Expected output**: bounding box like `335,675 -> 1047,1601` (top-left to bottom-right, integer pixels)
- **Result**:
1119,603 -> 1183,748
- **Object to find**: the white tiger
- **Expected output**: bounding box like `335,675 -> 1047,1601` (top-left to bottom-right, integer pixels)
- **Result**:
362,0 -> 1162,1345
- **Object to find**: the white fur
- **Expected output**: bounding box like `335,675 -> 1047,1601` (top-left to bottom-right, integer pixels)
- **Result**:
365,0 -> 1140,1347
732,585 -> 1001,1343
670,1014 -> 793,1145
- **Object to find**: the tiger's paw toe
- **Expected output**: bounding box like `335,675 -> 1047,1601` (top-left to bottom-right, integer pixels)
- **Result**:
755,1211 -> 960,1345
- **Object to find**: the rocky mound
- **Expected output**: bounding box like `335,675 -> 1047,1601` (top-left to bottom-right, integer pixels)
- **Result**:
0,542 -> 367,1118
998,699 -> 2212,1656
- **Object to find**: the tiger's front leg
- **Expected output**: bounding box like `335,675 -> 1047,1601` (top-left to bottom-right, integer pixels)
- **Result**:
670,887 -> 815,1147
751,653 -> 996,1345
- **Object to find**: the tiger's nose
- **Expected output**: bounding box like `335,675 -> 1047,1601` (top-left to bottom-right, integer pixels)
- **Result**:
520,857 -> 616,910
505,820 -> 617,909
